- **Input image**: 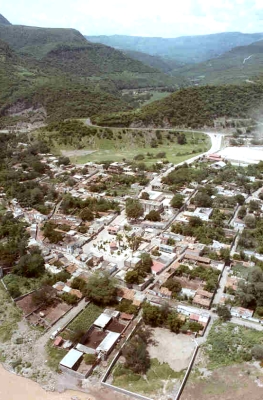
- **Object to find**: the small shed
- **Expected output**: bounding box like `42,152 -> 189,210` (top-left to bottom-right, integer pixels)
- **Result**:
93,313 -> 112,329
60,349 -> 83,370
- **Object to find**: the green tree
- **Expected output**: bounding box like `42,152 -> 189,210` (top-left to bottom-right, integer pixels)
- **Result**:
84,272 -> 117,305
251,345 -> 263,360
140,192 -> 150,200
123,333 -> 151,374
13,252 -> 45,278
145,210 -> 161,221
79,207 -> 94,221
126,198 -> 144,219
125,270 -> 140,285
171,193 -> 184,209
217,305 -> 231,321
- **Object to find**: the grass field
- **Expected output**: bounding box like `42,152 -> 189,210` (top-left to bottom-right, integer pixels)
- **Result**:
67,303 -> 103,332
46,341 -> 67,371
142,91 -> 171,106
0,281 -> 22,342
204,320 -> 263,369
69,131 -> 210,165
112,358 -> 184,396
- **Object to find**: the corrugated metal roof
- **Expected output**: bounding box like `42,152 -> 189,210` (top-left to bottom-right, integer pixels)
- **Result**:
96,331 -> 120,353
60,349 -> 82,369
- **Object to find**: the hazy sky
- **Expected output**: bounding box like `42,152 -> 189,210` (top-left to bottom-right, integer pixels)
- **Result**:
2,0 -> 263,37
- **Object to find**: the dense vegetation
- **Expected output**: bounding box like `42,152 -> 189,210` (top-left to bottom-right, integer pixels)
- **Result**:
93,84 -> 263,128
0,22 -> 179,128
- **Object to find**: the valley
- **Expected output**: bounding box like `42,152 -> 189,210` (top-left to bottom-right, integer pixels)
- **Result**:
1,8 -> 263,400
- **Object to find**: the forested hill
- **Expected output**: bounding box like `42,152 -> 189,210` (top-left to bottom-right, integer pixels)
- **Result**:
0,19 -> 179,127
93,84 -> 263,128
172,39 -> 263,86
0,14 -> 11,25
86,32 -> 263,64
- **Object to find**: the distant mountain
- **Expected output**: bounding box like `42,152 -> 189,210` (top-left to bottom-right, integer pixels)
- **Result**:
0,14 -> 11,25
172,39 -> 263,86
122,49 -> 183,73
86,32 -> 263,63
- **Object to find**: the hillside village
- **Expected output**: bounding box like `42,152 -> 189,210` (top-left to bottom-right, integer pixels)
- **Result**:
1,10 -> 263,400
1,126 -> 263,400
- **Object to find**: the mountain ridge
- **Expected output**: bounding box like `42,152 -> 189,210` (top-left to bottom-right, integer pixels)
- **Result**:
85,32 -> 263,63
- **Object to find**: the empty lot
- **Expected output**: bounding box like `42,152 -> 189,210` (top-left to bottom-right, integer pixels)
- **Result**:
148,328 -> 196,372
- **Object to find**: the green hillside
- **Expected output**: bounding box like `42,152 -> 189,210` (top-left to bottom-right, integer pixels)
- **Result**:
172,39 -> 263,86
0,21 -> 180,127
93,84 -> 263,128
86,32 -> 263,63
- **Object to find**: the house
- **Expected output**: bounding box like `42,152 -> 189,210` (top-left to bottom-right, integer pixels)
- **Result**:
140,199 -> 164,214
96,331 -> 120,358
151,260 -> 166,275
159,287 -> 172,299
230,307 -> 254,319
233,218 -> 246,230
108,225 -> 120,235
124,256 -> 141,269
193,289 -> 213,309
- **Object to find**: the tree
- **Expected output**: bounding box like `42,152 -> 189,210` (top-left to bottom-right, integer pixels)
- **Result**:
71,277 -> 86,292
8,282 -> 21,299
238,206 -> 247,219
235,194 -> 245,205
58,156 -> 70,166
140,253 -> 153,273
123,332 -> 151,374
79,207 -> 94,221
163,278 -> 182,295
13,252 -> 45,278
125,198 -> 144,219
142,303 -> 164,327
140,192 -> 149,200
171,193 -> 184,209
216,305 -> 231,321
84,272 -> 117,305
60,292 -> 78,305
43,222 -> 63,244
145,210 -> 161,221
167,312 -> 182,333
177,133 -> 187,145
32,285 -> 56,306
194,192 -> 212,207
249,200 -> 260,212
125,270 -> 140,285
244,214 -> 256,228
251,345 -> 263,360
189,216 -> 203,227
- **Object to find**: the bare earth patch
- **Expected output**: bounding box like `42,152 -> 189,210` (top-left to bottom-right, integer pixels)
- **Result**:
181,363 -> 263,400
148,328 -> 196,372
61,149 -> 97,157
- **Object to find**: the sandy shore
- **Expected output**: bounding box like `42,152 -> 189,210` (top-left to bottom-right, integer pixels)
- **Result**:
0,365 -> 94,400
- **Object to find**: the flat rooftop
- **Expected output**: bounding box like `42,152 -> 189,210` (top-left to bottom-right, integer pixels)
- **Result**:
60,348 -> 82,369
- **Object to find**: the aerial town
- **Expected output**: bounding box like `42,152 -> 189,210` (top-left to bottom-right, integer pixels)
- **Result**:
2,5 -> 263,400
1,123 -> 263,400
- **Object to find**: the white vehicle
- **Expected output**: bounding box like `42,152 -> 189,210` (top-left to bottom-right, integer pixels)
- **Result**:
50,328 -> 61,340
